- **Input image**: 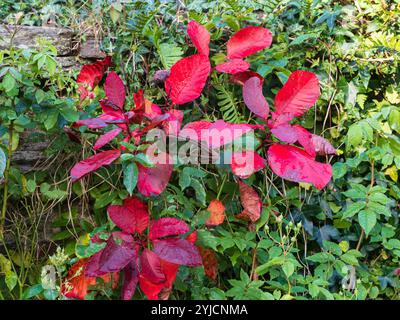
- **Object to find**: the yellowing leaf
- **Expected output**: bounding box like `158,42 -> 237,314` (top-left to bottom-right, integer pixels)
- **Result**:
385,165 -> 398,182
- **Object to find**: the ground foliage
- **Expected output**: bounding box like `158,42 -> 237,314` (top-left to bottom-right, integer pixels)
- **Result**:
0,0 -> 399,300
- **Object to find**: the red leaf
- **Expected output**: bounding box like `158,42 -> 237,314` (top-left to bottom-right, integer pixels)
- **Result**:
97,232 -> 138,274
61,258 -> 118,300
199,247 -> 218,281
152,238 -> 202,267
139,260 -> 179,300
139,275 -> 164,300
292,125 -> 315,157
121,259 -> 139,300
230,71 -> 263,86
215,59 -> 250,74
86,232 -> 138,276
149,217 -> 190,241
274,70 -> 320,120
227,26 -> 272,59
165,54 -> 211,105
140,249 -> 166,284
74,117 -> 108,129
100,99 -> 124,118
236,181 -> 261,222
231,150 -> 265,179
180,120 -> 258,149
205,199 -> 225,227
105,71 -> 126,108
311,135 -> 337,155
137,153 -> 173,197
243,76 -> 269,119
93,128 -> 122,150
70,149 -> 121,182
186,230 -> 198,244
267,144 -> 332,189
108,197 -> 149,234
163,109 -> 184,136
133,90 -> 162,120
187,20 -> 210,56
270,123 -> 298,144
77,56 -> 111,100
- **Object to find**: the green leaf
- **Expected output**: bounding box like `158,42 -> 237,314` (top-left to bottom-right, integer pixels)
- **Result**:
22,284 -> 43,299
322,241 -> 342,256
2,73 -> 16,92
368,192 -> 390,205
133,153 -> 154,167
332,162 -> 347,179
340,250 -> 361,266
341,201 -> 366,219
256,256 -> 286,275
306,252 -> 335,263
26,179 -> 37,193
347,123 -> 363,147
5,270 -> 18,291
190,179 -> 206,206
123,162 -> 138,195
35,89 -> 45,104
282,260 -> 295,278
0,147 -> 6,178
60,108 -> 79,123
46,57 -> 57,75
158,43 -> 183,69
358,209 -> 377,236
44,109 -> 59,130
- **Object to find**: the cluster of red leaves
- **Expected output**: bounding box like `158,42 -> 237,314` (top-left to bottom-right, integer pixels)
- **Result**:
65,20 -> 337,300
79,197 -> 201,300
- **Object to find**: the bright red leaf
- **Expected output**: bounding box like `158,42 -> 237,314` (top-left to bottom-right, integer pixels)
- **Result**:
93,128 -> 122,150
215,59 -> 250,74
140,249 -> 166,284
267,144 -> 332,189
180,120 -> 259,149
243,76 -> 269,119
149,217 -> 190,241
165,54 -> 211,105
74,117 -> 108,129
104,71 -> 126,108
231,150 -> 265,179
70,149 -> 121,182
236,180 -> 261,222
108,197 -> 150,235
77,56 -> 111,100
139,260 -> 179,300
227,26 -> 272,59
274,70 -> 320,120
152,238 -> 202,267
137,153 -> 173,197
187,20 -> 210,56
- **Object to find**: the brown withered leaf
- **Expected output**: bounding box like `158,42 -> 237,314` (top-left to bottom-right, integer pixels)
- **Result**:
236,181 -> 261,222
